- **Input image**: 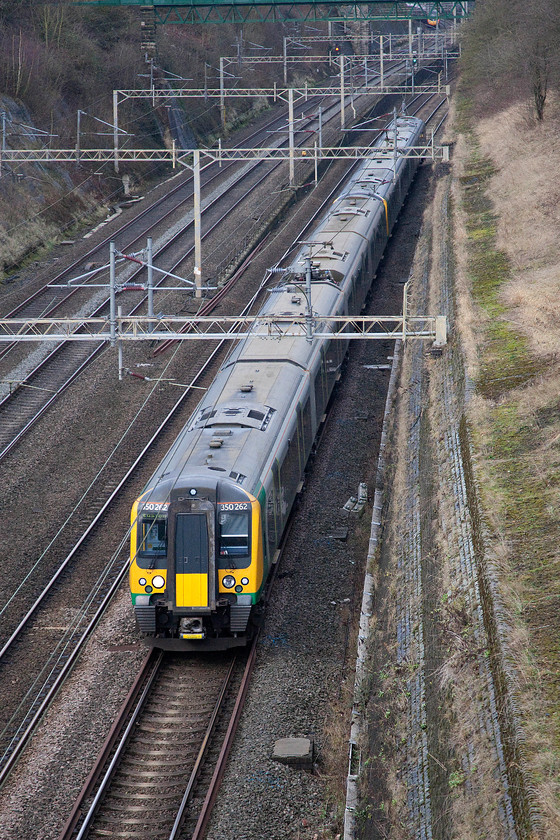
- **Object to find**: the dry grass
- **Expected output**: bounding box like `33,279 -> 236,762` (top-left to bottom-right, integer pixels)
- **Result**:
476,95 -> 560,357
453,91 -> 560,835
0,176 -> 102,280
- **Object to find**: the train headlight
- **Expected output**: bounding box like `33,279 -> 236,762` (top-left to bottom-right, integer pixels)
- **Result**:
139,578 -> 147,586
222,575 -> 236,589
145,585 -> 153,593
241,577 -> 249,586
152,575 -> 165,589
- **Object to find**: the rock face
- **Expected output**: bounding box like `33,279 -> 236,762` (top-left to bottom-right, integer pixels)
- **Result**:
0,94 -> 97,278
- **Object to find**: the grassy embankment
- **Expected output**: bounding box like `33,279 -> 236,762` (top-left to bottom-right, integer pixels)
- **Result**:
454,94 -> 560,834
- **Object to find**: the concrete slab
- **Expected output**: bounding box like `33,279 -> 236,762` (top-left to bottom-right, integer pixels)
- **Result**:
327,527 -> 349,541
272,737 -> 314,769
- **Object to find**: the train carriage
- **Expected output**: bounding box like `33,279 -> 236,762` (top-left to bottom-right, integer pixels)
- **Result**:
129,115 -> 424,650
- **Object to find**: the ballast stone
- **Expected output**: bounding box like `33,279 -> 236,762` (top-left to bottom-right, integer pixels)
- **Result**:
272,737 -> 314,769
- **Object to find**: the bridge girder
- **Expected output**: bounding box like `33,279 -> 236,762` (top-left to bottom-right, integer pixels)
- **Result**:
74,1 -> 471,25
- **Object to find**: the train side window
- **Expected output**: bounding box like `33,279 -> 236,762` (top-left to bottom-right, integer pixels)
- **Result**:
267,462 -> 281,556
314,354 -> 327,420
138,515 -> 167,566
218,511 -> 251,569
280,435 -> 300,513
301,397 -> 312,455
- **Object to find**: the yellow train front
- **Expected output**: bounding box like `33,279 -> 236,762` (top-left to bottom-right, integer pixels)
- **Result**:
130,476 -> 264,651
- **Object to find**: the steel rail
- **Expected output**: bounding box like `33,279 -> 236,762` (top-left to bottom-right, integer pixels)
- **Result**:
189,641 -> 258,840
0,347 -> 103,462
167,652 -> 240,840
73,653 -> 237,840
58,648 -> 158,840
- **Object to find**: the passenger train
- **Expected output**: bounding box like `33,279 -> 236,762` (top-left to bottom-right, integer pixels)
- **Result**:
129,114 -> 425,650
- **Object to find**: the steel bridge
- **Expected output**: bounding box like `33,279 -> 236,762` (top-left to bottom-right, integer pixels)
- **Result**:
73,1 -> 472,25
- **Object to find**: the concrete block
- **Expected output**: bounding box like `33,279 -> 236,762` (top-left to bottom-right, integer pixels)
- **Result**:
272,737 -> 313,769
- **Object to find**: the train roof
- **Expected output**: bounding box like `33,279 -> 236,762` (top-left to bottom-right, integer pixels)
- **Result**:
139,116 -> 425,506
141,280 -> 343,503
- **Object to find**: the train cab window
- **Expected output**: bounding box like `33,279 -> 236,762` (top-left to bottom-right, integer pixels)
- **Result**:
137,515 -> 167,568
218,510 -> 250,569
175,514 -> 209,575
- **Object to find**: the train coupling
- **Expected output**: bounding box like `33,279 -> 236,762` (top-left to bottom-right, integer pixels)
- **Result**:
179,616 -> 205,640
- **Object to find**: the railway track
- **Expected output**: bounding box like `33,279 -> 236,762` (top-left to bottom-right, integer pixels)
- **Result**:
0,323 -> 237,786
0,87 -> 448,782
0,88 -> 448,840
0,67 -> 392,462
0,144 -> 370,785
59,647 -> 255,840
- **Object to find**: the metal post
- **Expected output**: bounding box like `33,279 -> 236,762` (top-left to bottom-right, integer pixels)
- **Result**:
110,241 -> 117,346
364,56 -> 368,87
283,37 -> 288,85
76,109 -> 81,164
288,88 -> 295,186
305,253 -> 313,343
219,56 -> 225,129
218,137 -> 222,167
117,305 -> 123,380
314,140 -> 318,185
389,32 -> 392,59
193,149 -> 202,297
393,108 -> 398,182
236,29 -> 242,67
340,55 -> 345,130
172,139 -> 176,168
349,59 -> 356,120
403,280 -> 408,342
318,106 -> 322,152
0,111 -> 6,177
112,90 -> 119,174
408,18 -> 412,56
380,36 -> 384,89
147,237 -> 154,328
